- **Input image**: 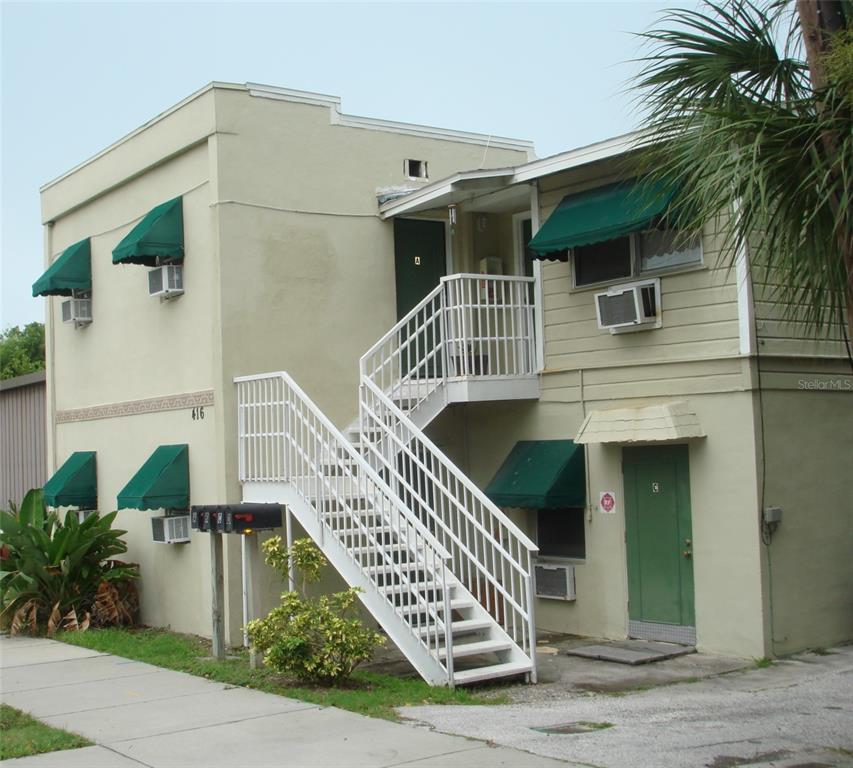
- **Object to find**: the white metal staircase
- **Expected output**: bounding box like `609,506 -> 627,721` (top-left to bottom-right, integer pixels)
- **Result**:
236,274 -> 540,686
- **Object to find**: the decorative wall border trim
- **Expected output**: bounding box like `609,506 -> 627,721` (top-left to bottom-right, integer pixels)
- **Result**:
57,389 -> 214,424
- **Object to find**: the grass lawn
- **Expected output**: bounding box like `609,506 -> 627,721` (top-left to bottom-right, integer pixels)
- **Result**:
0,705 -> 91,760
59,627 -> 506,720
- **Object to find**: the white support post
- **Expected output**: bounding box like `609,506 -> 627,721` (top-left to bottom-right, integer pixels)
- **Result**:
241,534 -> 250,648
530,182 -> 545,373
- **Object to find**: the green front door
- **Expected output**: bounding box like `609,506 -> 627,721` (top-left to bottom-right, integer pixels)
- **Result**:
623,445 -> 695,627
394,219 -> 447,377
394,218 -> 447,319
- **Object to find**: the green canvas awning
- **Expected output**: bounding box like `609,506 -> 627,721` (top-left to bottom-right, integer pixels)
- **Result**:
112,197 -> 184,266
117,444 -> 189,510
485,440 -> 585,509
528,179 -> 676,258
43,451 -> 97,509
32,238 -> 92,297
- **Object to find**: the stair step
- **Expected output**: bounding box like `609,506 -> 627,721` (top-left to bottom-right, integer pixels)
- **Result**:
379,577 -> 456,595
399,597 -> 472,615
438,639 -> 513,660
350,545 -> 413,559
452,661 -> 532,686
418,618 -> 492,637
336,525 -> 394,539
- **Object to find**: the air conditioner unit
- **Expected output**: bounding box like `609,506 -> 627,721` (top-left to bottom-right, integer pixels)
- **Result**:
534,563 -> 576,601
594,278 -> 661,333
151,514 -> 191,544
148,264 -> 184,299
61,298 -> 92,326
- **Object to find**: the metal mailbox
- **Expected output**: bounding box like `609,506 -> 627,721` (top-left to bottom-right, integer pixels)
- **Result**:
190,504 -> 282,534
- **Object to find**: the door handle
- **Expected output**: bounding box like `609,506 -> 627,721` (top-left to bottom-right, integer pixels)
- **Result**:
683,550 -> 692,558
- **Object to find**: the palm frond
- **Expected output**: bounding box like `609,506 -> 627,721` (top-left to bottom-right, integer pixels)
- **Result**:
632,0 -> 851,332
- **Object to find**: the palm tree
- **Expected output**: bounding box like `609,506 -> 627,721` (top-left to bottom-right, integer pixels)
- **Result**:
632,0 -> 851,344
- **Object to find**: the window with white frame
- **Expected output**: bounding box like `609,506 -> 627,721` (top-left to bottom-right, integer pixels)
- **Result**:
573,229 -> 702,288
404,159 -> 428,180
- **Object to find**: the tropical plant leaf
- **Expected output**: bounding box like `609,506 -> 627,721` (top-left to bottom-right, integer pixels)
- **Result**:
632,0 -> 852,337
61,608 -> 80,633
17,489 -> 46,530
46,601 -> 61,637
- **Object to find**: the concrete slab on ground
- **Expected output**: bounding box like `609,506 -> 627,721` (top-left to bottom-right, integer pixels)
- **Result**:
0,635 -> 569,768
527,633 -> 749,696
105,705 -> 490,768
42,686 -> 317,743
1,654 -> 166,694
0,745 -> 144,768
564,640 -> 694,665
3,664 -> 228,718
0,636 -> 103,668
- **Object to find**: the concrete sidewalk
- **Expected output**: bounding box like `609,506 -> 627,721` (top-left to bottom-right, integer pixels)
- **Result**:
0,635 -> 568,768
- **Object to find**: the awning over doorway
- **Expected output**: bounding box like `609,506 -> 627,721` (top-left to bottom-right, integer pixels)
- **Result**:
528,179 -> 676,258
485,440 -> 585,509
575,401 -> 705,444
43,451 -> 97,509
117,444 -> 189,510
32,238 -> 92,297
112,197 -> 184,266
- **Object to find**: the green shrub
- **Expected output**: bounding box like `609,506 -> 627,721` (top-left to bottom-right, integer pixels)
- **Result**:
0,489 -> 138,634
247,537 -> 383,685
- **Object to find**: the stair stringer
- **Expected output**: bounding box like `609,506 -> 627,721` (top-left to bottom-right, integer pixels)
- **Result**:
242,480 -> 451,686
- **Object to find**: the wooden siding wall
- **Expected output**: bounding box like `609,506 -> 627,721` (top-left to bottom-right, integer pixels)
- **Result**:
0,373 -> 47,507
536,171 -> 741,378
751,277 -> 848,359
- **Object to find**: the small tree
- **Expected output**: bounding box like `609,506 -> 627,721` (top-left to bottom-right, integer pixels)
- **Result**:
246,537 -> 384,686
0,323 -> 45,380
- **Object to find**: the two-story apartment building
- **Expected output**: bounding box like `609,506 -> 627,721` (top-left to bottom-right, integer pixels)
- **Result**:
35,85 -> 851,686
33,82 -> 533,654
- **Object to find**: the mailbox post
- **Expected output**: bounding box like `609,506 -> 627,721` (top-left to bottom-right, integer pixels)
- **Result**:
191,504 -> 283,663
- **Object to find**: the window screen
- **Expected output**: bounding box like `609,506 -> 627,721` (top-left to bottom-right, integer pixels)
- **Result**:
640,229 -> 701,272
537,508 -> 585,559
573,236 -> 632,286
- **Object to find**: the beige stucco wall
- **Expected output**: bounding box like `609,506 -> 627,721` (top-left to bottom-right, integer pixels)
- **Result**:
207,88 -> 530,641
41,130 -> 220,637
53,408 -> 218,634
450,381 -> 768,658
40,83 -> 531,643
756,365 -> 853,654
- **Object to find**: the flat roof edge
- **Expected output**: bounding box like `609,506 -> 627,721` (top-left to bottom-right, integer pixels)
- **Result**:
40,82 -> 240,192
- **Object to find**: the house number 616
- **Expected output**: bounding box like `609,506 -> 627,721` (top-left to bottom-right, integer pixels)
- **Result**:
191,407 -> 205,420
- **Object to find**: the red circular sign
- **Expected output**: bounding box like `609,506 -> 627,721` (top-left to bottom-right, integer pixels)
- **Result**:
600,492 -> 615,512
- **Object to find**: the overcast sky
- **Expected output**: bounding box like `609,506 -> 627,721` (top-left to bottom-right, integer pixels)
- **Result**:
1,1 -> 696,329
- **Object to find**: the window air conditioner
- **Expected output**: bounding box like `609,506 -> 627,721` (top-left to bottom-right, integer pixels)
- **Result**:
534,563 -> 576,601
61,298 -> 92,326
594,278 -> 661,333
151,514 -> 191,544
148,264 -> 184,299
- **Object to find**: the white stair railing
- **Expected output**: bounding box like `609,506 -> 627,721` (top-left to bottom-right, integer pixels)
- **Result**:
236,371 -> 455,684
358,274 -> 540,667
360,377 -> 539,661
442,274 -> 537,378
360,275 -> 537,413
